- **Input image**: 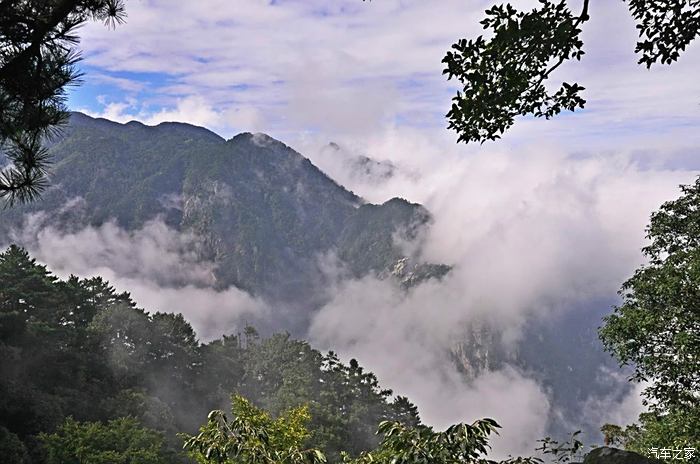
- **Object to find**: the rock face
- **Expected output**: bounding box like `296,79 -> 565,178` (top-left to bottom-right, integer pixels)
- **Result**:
583,447 -> 662,464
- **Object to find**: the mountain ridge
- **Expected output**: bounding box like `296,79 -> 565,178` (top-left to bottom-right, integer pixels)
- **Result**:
0,113 -> 625,442
0,113 -> 448,311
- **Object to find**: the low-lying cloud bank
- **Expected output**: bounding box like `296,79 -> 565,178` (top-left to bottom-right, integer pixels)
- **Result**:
5,215 -> 269,341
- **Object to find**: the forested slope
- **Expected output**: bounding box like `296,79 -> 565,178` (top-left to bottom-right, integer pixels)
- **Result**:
0,245 -> 420,463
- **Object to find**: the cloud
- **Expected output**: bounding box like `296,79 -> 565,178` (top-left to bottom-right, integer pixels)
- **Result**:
14,0 -> 700,456
90,73 -> 146,92
81,95 -> 265,135
308,275 -> 550,459
302,126 -> 698,457
73,0 -> 700,147
581,368 -> 648,435
24,0 -> 700,441
98,276 -> 268,341
9,214 -> 269,341
4,116 -> 697,456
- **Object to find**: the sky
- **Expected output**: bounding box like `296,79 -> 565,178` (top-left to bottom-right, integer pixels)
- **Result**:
40,0 -> 700,458
71,0 -> 700,152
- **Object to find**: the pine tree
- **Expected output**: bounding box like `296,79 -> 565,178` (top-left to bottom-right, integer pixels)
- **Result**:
0,244 -> 57,340
0,0 -> 126,204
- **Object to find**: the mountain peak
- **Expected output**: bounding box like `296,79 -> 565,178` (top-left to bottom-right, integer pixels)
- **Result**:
2,113 -> 441,306
228,131 -> 287,149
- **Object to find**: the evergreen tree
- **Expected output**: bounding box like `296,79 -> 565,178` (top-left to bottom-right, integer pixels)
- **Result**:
0,244 -> 58,341
0,0 -> 126,204
0,245 -> 425,461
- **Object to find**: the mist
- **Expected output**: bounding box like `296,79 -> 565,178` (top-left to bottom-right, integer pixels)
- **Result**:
301,128 -> 697,456
2,123 -> 697,458
4,214 -> 270,341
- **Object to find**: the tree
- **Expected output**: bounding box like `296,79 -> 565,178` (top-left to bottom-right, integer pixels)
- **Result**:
183,395 -> 327,464
599,178 -> 700,458
349,419 -> 539,464
40,416 -> 171,464
0,426 -> 29,464
0,0 -> 126,205
601,410 -> 700,461
441,0 -> 700,143
0,244 -> 58,341
599,178 -> 700,411
184,395 -> 542,464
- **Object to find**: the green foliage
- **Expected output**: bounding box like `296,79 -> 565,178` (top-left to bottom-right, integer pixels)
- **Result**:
350,419 -> 504,464
600,424 -> 625,447
441,0 -> 700,143
0,244 -> 58,340
187,399 -> 546,464
627,0 -> 700,68
0,0 -> 126,204
599,178 -> 700,411
0,426 -> 29,464
183,395 -> 326,464
601,409 -> 700,463
40,417 -> 170,464
599,177 -> 700,462
0,245 -> 419,461
443,1 -> 588,144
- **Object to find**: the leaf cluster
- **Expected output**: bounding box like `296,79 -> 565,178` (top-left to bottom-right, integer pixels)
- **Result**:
626,0 -> 700,68
442,1 -> 588,144
440,0 -> 700,143
600,408 -> 700,463
600,178 -> 700,412
0,0 -> 125,205
183,396 -> 326,464
40,417 -> 170,464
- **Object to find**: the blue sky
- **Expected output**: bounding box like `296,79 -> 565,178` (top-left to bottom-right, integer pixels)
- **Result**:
69,0 -> 700,153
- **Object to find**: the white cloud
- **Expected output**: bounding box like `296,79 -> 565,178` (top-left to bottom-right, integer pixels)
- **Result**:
302,126 -> 697,457
47,1 -> 700,452
81,95 -> 265,135
9,215 -> 269,341
581,368 -> 648,437
75,0 -> 700,147
4,118 -> 697,456
308,275 -> 550,459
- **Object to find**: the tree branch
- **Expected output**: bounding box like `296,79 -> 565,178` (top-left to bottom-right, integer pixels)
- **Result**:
0,0 -> 83,81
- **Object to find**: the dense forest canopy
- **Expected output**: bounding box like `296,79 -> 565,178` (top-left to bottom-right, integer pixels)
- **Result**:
0,244 -> 420,463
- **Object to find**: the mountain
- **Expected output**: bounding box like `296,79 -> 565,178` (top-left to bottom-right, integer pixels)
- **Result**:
0,113 -> 448,308
0,113 -> 623,441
